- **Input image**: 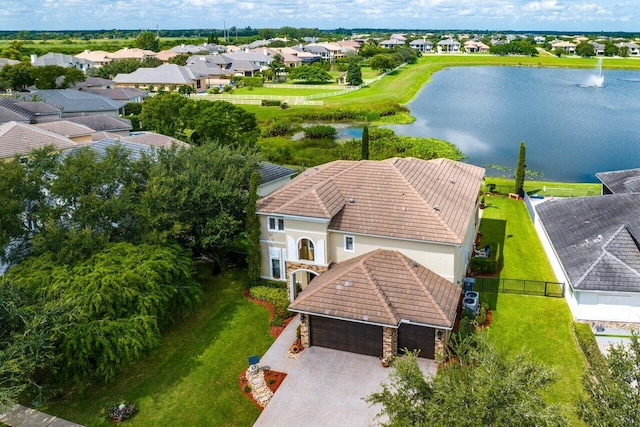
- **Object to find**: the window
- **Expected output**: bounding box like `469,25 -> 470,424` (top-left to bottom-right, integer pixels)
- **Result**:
268,217 -> 284,232
271,258 -> 281,279
344,235 -> 355,252
298,238 -> 315,261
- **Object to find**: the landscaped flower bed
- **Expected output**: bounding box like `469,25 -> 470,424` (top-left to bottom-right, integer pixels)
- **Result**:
107,402 -> 138,423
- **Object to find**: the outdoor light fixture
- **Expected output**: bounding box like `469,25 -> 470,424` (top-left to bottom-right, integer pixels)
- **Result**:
437,330 -> 443,339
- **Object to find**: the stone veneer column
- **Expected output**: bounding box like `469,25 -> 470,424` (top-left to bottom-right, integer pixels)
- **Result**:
382,327 -> 398,359
300,315 -> 310,348
434,329 -> 448,358
285,261 -> 329,300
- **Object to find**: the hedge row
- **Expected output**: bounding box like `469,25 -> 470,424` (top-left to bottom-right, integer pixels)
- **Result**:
249,285 -> 292,326
469,257 -> 498,275
303,125 -> 337,139
573,322 -> 607,369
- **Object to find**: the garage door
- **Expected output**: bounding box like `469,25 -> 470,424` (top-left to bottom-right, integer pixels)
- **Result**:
398,324 -> 435,359
310,316 -> 382,357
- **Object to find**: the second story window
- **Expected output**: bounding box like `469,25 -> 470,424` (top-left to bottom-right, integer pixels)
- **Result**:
344,235 -> 355,252
268,217 -> 284,232
298,238 -> 315,261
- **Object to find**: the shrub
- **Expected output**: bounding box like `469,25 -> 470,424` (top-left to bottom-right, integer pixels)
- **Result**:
261,99 -> 282,107
262,120 -> 291,137
249,286 -> 291,320
243,77 -> 264,87
470,257 -> 497,275
223,85 -> 233,93
304,125 -> 337,139
207,87 -> 220,94
107,403 -> 138,423
573,322 -> 607,369
475,303 -> 488,327
243,384 -> 251,393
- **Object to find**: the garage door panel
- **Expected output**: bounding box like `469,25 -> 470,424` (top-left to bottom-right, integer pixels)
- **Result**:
398,324 -> 435,359
310,316 -> 382,357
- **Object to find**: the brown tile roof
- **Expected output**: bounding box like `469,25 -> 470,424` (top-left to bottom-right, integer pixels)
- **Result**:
34,120 -> 94,138
257,158 -> 484,244
0,121 -> 77,159
289,249 -> 461,328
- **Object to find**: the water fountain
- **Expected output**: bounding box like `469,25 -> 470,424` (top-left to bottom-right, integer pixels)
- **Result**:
583,57 -> 604,87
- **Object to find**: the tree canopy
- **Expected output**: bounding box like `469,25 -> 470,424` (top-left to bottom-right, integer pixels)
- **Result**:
367,333 -> 568,427
288,65 -> 333,82
135,31 -> 159,52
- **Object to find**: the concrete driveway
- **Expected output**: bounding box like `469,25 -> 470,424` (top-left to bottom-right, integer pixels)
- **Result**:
253,316 -> 437,427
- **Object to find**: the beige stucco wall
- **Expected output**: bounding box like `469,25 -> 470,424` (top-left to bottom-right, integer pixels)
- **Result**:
328,231 -> 457,283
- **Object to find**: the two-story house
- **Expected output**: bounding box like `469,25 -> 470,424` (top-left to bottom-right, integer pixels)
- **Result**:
257,157 -> 485,359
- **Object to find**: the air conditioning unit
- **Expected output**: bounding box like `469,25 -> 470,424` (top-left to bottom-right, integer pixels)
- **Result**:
463,296 -> 479,315
465,291 -> 479,300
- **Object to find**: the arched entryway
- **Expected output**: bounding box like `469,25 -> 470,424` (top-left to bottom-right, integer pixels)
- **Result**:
289,269 -> 319,302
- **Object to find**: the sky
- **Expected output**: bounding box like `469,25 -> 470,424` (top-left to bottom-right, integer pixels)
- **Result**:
0,0 -> 637,33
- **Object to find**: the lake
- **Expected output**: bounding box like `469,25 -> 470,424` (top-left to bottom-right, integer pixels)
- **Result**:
385,66 -> 640,183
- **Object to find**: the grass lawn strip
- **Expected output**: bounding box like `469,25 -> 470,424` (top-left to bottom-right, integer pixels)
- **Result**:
43,266 -> 273,427
478,196 -> 586,425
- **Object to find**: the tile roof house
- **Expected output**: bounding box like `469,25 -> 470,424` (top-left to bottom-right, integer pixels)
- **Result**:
34,120 -> 94,144
27,89 -> 126,117
596,168 -> 640,194
536,193 -> 640,324
380,39 -> 405,49
109,47 -> 156,61
289,249 -> 461,359
80,87 -> 148,103
0,98 -> 36,124
0,121 -> 78,160
257,157 -> 484,359
14,101 -> 63,123
65,115 -> 132,137
30,53 -> 94,73
99,131 -> 189,149
0,58 -> 20,67
74,50 -> 112,68
258,162 -> 297,196
410,39 -> 434,53
437,38 -> 461,53
112,64 -> 207,92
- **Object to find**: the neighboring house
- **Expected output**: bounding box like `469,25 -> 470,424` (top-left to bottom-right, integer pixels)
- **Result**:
103,131 -> 189,149
256,157 -> 485,358
30,53 -> 94,73
596,168 -> 640,194
75,50 -> 112,68
80,87 -> 148,103
310,43 -> 344,59
551,40 -> 576,54
0,98 -> 36,124
14,101 -> 63,123
169,44 -> 212,54
302,45 -> 330,61
0,58 -> 20,67
464,41 -> 490,53
0,121 -> 77,161
65,115 -> 133,137
379,39 -> 405,49
154,50 -> 179,63
109,47 -> 156,61
74,77 -> 115,89
258,162 -> 297,197
289,249 -> 461,360
257,48 -> 301,68
64,137 -> 159,161
437,38 -> 461,53
112,63 -> 207,92
617,42 -> 640,56
409,39 -> 434,53
273,47 -> 318,65
590,42 -> 606,56
34,120 -> 94,144
536,193 -> 640,324
27,89 -> 125,117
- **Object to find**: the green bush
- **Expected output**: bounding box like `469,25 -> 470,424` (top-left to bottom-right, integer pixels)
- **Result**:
475,303 -> 488,326
262,120 -> 291,137
470,257 -> 498,275
304,125 -> 337,139
223,85 -> 233,93
573,322 -> 607,369
243,77 -> 264,87
261,99 -> 282,107
207,87 -> 220,94
124,102 -> 142,116
249,286 -> 291,320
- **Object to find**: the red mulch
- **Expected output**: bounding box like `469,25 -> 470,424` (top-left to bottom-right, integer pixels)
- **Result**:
238,368 -> 287,410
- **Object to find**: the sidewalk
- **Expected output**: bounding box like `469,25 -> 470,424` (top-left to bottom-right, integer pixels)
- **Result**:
0,405 -> 84,427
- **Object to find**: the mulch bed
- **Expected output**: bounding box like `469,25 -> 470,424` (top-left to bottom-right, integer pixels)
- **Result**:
238,368 -> 287,410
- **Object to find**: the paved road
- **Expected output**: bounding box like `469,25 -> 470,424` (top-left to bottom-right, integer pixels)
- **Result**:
0,405 -> 84,427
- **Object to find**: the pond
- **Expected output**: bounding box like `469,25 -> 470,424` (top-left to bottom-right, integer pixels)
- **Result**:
384,65 -> 640,183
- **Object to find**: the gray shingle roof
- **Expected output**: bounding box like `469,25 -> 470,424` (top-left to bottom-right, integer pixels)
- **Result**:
64,115 -> 132,132
14,101 -> 63,116
28,89 -> 125,114
64,138 -> 156,161
80,87 -> 148,101
258,162 -> 297,185
537,194 -> 640,292
289,249 -> 461,328
258,158 -> 485,244
31,52 -> 93,68
596,168 -> 640,194
0,98 -> 35,124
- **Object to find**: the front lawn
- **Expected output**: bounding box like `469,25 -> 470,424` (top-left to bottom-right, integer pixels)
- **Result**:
477,196 -> 586,425
43,266 -> 273,427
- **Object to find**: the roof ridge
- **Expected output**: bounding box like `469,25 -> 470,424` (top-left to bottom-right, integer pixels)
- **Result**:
398,252 -> 451,327
387,158 -> 460,243
574,226 -> 626,287
361,251 -> 399,325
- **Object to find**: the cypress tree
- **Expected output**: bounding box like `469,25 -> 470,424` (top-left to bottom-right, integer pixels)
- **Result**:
515,141 -> 526,197
361,126 -> 370,160
247,171 -> 261,287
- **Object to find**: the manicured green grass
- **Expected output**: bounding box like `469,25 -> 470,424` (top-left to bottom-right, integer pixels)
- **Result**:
477,196 -> 586,424
233,87 -> 338,96
43,266 -> 273,427
479,196 -> 556,281
485,177 -> 602,197
485,294 -> 586,425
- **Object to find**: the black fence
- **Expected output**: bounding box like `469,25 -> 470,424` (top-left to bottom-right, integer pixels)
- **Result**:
472,277 -> 564,298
